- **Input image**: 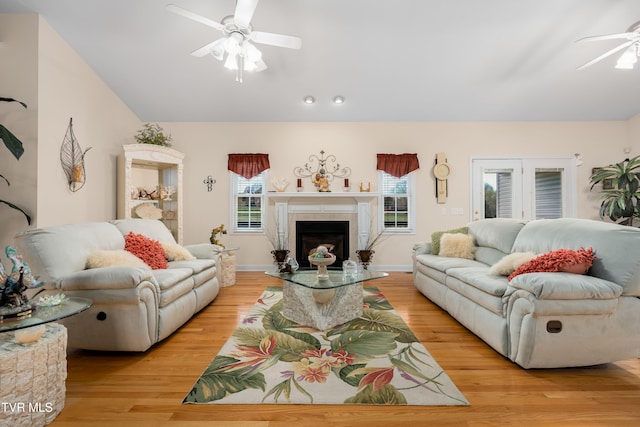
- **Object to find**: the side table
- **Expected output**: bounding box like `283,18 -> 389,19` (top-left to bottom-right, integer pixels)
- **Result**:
0,296 -> 91,426
0,323 -> 67,427
220,247 -> 240,287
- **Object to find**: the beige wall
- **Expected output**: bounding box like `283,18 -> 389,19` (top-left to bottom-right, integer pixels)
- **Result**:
0,14 -> 39,265
2,14 -> 639,271
162,121 -> 631,270
36,17 -> 141,227
0,14 -> 141,263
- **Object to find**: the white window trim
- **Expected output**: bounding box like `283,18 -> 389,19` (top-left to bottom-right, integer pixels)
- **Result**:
377,170 -> 416,235
228,171 -> 267,234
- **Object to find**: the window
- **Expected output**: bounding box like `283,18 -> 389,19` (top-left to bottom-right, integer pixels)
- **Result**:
379,171 -> 415,233
471,157 -> 576,221
230,171 -> 266,232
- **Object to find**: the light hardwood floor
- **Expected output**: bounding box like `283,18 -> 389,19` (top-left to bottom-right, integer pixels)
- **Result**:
54,272 -> 640,426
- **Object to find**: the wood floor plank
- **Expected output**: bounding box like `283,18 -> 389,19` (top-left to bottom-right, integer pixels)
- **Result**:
50,272 -> 640,426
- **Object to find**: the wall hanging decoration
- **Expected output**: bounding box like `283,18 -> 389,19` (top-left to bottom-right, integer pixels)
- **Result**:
433,152 -> 451,204
203,175 -> 216,192
294,150 -> 351,192
60,118 -> 91,192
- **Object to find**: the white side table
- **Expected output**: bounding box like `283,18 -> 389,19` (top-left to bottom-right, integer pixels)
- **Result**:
220,247 -> 240,287
0,323 -> 67,426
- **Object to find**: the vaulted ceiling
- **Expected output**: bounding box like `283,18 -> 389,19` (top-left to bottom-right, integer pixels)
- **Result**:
2,0 -> 640,122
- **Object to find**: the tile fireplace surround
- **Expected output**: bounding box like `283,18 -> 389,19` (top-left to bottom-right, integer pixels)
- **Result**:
266,192 -> 380,262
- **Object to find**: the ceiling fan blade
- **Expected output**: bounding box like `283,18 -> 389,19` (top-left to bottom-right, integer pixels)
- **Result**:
576,32 -> 639,43
191,38 -> 226,58
234,0 -> 259,28
166,4 -> 224,31
577,40 -> 634,70
251,31 -> 302,49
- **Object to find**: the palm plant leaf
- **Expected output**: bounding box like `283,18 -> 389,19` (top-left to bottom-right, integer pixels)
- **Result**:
0,124 -> 25,160
0,200 -> 31,224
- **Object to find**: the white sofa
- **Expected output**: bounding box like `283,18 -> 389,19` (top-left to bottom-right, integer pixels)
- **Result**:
15,219 -> 221,351
413,218 -> 640,369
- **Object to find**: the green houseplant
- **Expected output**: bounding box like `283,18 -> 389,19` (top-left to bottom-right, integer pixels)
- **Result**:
134,123 -> 172,147
0,97 -> 31,224
589,156 -> 640,226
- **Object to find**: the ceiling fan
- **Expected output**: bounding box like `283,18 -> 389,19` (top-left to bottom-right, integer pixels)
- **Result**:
576,20 -> 640,70
167,1 -> 302,82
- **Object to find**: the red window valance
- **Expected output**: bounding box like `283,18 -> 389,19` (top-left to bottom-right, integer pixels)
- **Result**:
376,153 -> 420,178
228,153 -> 270,179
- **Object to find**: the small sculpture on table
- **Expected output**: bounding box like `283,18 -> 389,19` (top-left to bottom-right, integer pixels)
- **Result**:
0,246 -> 45,319
210,224 -> 227,247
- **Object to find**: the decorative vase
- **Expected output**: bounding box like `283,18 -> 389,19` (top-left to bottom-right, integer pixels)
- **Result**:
356,249 -> 374,270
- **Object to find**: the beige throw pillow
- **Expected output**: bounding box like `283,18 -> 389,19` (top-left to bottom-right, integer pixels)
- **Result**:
488,252 -> 537,276
86,250 -> 149,269
439,233 -> 475,260
161,241 -> 196,261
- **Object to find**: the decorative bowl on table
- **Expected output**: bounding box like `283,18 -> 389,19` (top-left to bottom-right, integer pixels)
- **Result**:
308,245 -> 336,280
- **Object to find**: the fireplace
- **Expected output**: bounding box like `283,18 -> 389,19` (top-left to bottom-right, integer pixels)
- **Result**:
296,221 -> 349,268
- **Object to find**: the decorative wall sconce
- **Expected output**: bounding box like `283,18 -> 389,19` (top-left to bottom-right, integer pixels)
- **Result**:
293,150 -> 351,192
203,175 -> 216,192
60,118 -> 91,192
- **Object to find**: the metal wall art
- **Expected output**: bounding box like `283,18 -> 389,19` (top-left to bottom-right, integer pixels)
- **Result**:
60,118 -> 91,192
293,150 -> 351,192
203,175 -> 216,191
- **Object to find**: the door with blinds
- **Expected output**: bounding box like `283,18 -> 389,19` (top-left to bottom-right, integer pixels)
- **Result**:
471,157 -> 576,221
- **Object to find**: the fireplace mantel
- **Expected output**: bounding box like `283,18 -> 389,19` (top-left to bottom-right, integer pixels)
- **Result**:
266,192 -> 380,253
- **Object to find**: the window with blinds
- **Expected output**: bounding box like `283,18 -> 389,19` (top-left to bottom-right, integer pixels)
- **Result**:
379,172 -> 414,231
231,172 -> 265,231
535,169 -> 563,219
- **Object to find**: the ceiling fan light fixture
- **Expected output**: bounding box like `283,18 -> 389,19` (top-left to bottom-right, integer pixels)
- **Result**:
333,95 -> 345,104
615,44 -> 638,69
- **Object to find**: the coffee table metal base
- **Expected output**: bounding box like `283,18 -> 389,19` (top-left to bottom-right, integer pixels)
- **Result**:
282,281 -> 363,330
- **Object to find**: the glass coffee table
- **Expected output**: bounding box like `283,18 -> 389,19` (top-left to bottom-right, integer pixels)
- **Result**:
265,268 -> 388,330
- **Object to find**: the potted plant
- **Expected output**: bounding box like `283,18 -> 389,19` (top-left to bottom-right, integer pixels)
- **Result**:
264,215 -> 289,265
134,123 -> 173,147
0,97 -> 31,224
590,156 -> 640,226
356,226 -> 387,269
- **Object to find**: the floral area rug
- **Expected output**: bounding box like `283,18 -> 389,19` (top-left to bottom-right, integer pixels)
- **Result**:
183,286 -> 468,406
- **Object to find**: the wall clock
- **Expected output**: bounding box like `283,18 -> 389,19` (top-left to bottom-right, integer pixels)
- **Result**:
433,152 -> 451,204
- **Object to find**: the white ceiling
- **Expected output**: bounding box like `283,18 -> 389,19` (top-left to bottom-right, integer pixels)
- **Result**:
2,0 -> 640,122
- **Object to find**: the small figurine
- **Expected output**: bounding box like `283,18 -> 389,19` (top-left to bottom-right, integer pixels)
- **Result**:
210,224 -> 227,247
312,173 -> 330,192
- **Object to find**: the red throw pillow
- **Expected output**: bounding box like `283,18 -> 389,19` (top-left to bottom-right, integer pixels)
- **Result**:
124,232 -> 168,270
508,247 -> 595,281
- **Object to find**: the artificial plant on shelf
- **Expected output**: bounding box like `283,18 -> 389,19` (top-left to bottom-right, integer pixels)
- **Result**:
0,97 -> 31,224
589,156 -> 640,227
134,123 -> 173,147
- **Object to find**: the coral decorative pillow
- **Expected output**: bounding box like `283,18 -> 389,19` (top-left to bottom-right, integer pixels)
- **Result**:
124,232 -> 168,270
438,233 -> 475,260
431,227 -> 468,255
489,252 -> 537,276
508,247 -> 595,281
161,241 -> 195,261
86,250 -> 149,269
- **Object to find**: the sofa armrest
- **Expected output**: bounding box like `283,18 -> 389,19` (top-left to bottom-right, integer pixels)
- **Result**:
413,241 -> 432,255
183,243 -> 223,259
52,266 -> 156,291
507,272 -> 623,300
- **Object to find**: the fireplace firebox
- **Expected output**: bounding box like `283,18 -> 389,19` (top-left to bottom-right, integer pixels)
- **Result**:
296,221 -> 349,268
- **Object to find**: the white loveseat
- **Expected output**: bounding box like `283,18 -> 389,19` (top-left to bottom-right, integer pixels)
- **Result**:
15,219 -> 221,351
413,218 -> 640,369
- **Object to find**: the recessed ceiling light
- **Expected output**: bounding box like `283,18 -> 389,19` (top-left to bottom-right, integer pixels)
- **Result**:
303,96 -> 315,104
333,95 -> 345,104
